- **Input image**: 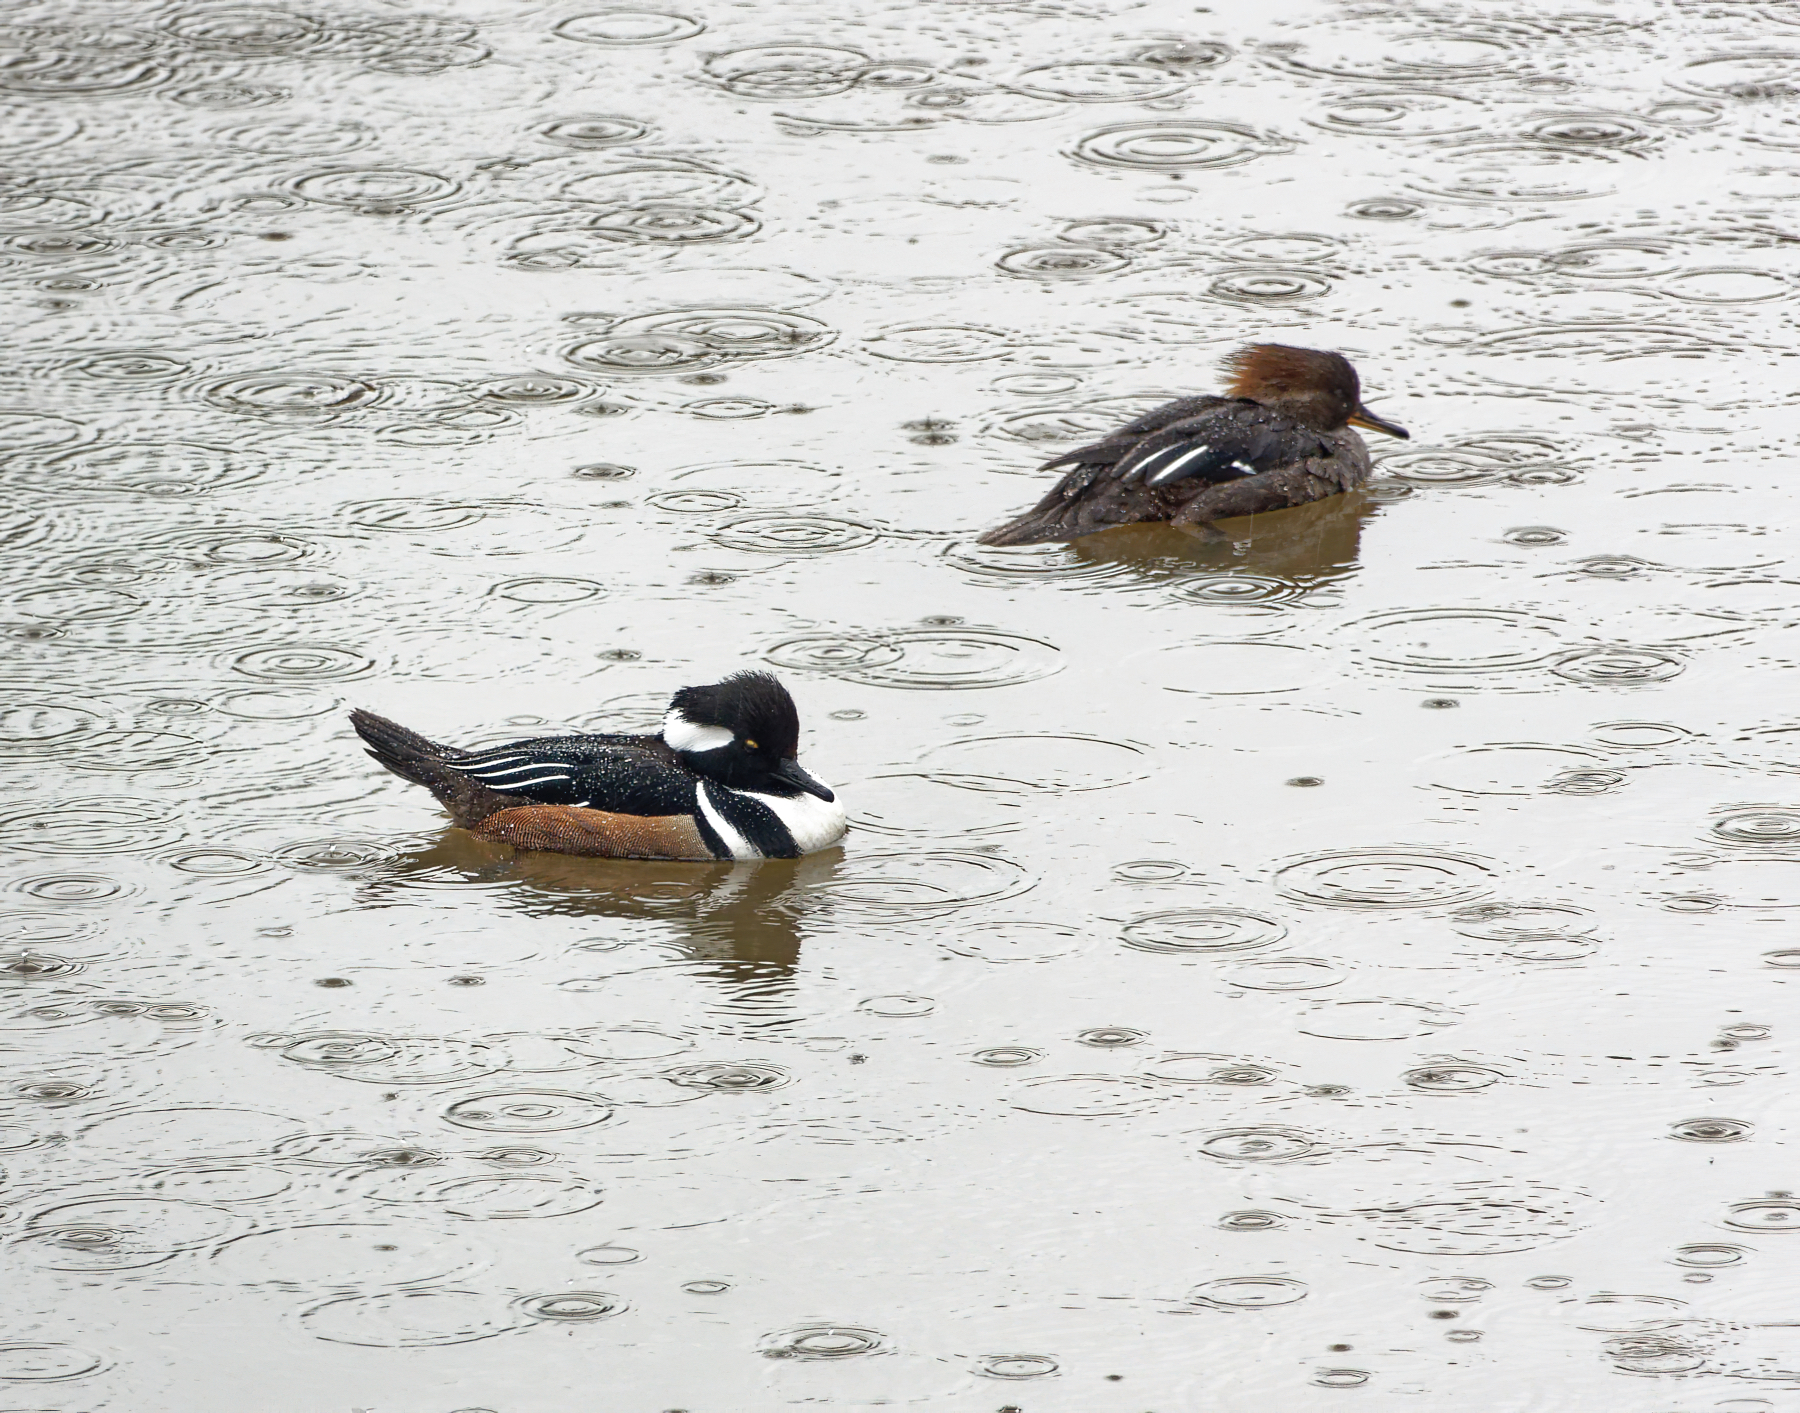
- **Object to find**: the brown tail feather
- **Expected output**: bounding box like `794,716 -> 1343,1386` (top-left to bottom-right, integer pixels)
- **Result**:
349,709 -> 519,828
978,465 -> 1159,545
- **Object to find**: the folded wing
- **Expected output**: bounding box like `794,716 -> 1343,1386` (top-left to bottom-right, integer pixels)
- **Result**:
1116,404 -> 1332,488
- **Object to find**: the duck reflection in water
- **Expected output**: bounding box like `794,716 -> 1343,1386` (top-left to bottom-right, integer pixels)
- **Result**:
381,832 -> 844,976
1063,486 -> 1384,586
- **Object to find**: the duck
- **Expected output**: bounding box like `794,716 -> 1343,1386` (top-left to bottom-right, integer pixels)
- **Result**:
349,671 -> 846,860
979,344 -> 1409,546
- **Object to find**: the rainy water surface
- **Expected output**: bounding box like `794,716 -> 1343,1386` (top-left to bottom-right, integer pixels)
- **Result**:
1,0 -> 1797,1407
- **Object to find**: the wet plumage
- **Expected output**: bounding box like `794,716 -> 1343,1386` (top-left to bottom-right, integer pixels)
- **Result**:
980,344 -> 1410,546
350,671 -> 845,861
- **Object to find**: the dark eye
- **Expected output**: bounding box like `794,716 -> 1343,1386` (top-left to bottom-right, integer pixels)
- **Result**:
743,738 -> 759,750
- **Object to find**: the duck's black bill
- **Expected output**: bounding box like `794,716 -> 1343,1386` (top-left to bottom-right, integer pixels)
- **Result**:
774,758 -> 835,802
1347,406 -> 1409,440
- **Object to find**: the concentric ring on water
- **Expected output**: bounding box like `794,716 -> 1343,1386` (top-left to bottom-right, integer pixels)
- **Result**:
1008,1075 -> 1163,1117
1122,909 -> 1286,955
1076,1026 -> 1146,1048
1275,849 -> 1496,909
536,115 -> 652,147
16,872 -> 127,901
441,1090 -> 613,1133
1352,1181 -> 1590,1255
1708,807 -> 1800,848
281,1032 -> 400,1067
1060,217 -> 1167,247
1346,608 -> 1566,674
1014,60 -> 1190,103
299,1290 -> 528,1348
588,206 -> 758,244
973,1353 -> 1059,1378
1551,647 -> 1685,684
1194,1127 -> 1319,1162
1208,268 -> 1331,302
767,629 -> 1060,690
274,839 -> 400,873
0,799 -> 182,855
1724,1197 -> 1799,1232
701,44 -> 868,98
489,577 -> 605,604
1299,999 -> 1458,1040
972,1046 -> 1040,1067
1450,902 -> 1594,941
286,167 -> 461,209
577,1244 -> 641,1265
858,994 -> 935,1018
1668,1116 -> 1752,1142
1068,120 -> 1288,170
611,307 -> 832,356
660,1061 -> 791,1091
1221,957 -> 1346,991
760,1323 -> 889,1360
201,371 -> 382,419
0,1341 -> 106,1380
1189,1275 -> 1308,1308
1220,1209 -> 1286,1231
563,332 -> 723,376
790,851 -> 1031,916
712,515 -> 877,554
1404,1064 -> 1502,1092
1143,1055 -> 1275,1085
1672,1243 -> 1749,1268
941,921 -> 1086,962
995,245 -> 1129,280
229,645 -> 374,681
864,323 -> 1013,363
516,1290 -> 626,1321
554,11 -> 704,45
1173,573 -> 1304,606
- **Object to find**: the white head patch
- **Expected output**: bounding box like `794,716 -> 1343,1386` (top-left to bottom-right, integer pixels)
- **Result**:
662,708 -> 733,755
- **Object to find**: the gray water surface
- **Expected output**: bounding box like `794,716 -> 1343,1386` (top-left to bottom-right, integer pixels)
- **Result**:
1,0 -> 1796,1407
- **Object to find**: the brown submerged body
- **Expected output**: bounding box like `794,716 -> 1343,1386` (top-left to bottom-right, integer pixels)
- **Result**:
350,709 -> 717,859
980,344 -> 1409,547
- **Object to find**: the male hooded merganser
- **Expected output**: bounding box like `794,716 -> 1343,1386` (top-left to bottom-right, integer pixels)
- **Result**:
979,344 -> 1409,546
349,671 -> 846,860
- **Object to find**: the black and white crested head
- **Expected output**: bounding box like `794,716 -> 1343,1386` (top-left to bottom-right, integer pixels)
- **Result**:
661,671 -> 834,802
664,671 -> 800,756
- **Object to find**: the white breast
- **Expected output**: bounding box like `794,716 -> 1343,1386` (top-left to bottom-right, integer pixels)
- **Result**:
744,787 -> 848,855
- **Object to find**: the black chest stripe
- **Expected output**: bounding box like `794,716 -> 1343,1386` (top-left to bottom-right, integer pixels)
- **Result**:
690,807 -> 731,860
708,786 -> 800,860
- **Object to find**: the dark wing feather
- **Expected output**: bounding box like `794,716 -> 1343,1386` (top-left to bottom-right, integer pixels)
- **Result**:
450,734 -> 698,814
1121,406 -> 1331,487
1040,396 -> 1233,472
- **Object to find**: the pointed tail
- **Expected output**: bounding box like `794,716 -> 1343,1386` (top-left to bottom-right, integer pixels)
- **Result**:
349,709 -> 511,828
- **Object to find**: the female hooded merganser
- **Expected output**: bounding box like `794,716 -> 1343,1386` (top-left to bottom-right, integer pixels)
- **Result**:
979,344 -> 1409,546
350,671 -> 846,860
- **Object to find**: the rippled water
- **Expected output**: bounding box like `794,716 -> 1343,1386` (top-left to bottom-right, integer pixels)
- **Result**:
1,0 -> 1796,1407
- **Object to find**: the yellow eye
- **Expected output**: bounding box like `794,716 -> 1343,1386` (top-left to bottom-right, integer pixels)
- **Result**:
744,738 -> 758,750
